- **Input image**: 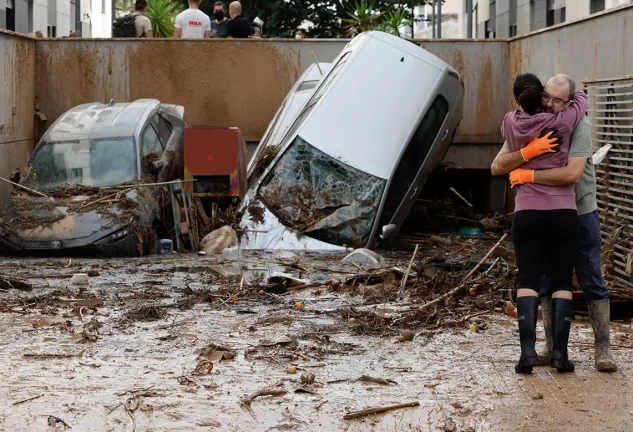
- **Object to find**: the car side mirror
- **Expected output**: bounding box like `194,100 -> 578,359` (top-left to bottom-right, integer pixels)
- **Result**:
9,168 -> 20,185
150,160 -> 164,173
380,224 -> 397,241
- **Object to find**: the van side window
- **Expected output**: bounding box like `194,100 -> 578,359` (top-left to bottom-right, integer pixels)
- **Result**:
152,114 -> 172,146
380,95 -> 449,226
142,123 -> 163,157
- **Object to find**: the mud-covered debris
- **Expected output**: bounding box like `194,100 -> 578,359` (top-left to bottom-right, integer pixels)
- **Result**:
124,303 -> 167,322
479,217 -> 500,232
193,360 -> 214,375
400,329 -> 414,341
300,372 -> 315,385
286,365 -> 297,374
268,273 -> 310,287
343,401 -> 419,420
396,335 -> 405,342
255,315 -> 294,326
266,334 -> 298,347
200,225 -> 237,254
355,375 -> 398,385
272,250 -> 300,262
196,343 -> 235,361
430,235 -> 452,248
241,387 -> 287,407
70,273 -> 90,285
0,276 -> 32,291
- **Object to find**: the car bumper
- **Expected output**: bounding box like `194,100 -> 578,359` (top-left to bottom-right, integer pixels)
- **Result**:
0,232 -> 142,257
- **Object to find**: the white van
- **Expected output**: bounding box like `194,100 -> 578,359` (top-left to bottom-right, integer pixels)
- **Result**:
240,31 -> 464,250
247,62 -> 331,182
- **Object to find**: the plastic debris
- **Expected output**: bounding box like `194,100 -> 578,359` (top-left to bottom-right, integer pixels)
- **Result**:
342,248 -> 383,264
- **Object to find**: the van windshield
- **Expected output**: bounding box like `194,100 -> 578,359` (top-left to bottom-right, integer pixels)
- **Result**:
258,136 -> 386,247
22,138 -> 138,191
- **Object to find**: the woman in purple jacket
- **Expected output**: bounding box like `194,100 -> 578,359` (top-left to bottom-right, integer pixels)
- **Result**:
502,73 -> 587,374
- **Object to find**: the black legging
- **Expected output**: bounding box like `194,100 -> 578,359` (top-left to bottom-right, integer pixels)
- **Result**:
512,210 -> 579,293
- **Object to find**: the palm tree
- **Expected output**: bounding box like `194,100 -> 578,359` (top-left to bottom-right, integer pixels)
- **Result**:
146,0 -> 183,38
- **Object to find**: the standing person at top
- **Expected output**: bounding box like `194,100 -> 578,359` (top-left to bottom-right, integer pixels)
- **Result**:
211,1 -> 231,38
134,0 -> 153,38
173,0 -> 211,39
295,28 -> 307,39
226,1 -> 253,38
500,73 -> 587,374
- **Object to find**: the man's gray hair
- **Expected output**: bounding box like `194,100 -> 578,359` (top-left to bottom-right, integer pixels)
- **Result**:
549,74 -> 575,100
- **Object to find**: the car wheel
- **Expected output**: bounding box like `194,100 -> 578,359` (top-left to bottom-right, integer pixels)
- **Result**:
146,229 -> 159,256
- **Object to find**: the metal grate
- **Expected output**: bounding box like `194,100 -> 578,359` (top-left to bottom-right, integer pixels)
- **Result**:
584,76 -> 633,289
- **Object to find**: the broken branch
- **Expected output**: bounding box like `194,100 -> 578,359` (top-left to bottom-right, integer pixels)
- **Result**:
343,401 -> 420,420
399,244 -> 419,298
449,187 -> 473,207
241,388 -> 287,407
12,394 -> 44,405
0,176 -> 48,197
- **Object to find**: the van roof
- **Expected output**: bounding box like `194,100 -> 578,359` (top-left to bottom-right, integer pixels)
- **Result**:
297,32 -> 451,179
42,99 -> 159,142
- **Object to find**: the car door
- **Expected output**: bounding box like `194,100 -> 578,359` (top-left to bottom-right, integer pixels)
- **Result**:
378,95 -> 450,233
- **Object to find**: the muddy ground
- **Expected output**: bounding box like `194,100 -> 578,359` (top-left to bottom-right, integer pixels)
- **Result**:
1,244 -> 632,431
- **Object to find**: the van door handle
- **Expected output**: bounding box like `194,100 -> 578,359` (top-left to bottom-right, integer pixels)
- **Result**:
409,186 -> 418,199
442,129 -> 449,140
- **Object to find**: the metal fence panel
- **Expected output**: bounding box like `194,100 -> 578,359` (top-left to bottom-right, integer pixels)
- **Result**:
584,76 -> 633,289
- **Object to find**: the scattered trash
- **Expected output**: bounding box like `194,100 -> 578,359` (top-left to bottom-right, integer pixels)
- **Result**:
479,217 -> 500,232
47,415 -> 72,429
355,375 -> 398,386
286,365 -> 297,374
268,273 -> 310,287
198,251 -> 207,256
200,225 -> 237,254
342,248 -> 383,264
193,360 -> 214,375
396,336 -> 406,342
222,246 -> 242,261
294,301 -> 304,308
70,273 -> 90,285
196,343 -> 236,362
430,236 -> 452,248
159,239 -> 174,254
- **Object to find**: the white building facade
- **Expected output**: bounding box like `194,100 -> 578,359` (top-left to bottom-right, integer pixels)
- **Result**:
0,0 -> 112,37
472,0 -> 633,39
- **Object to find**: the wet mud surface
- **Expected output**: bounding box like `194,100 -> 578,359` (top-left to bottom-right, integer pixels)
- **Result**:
0,251 -> 632,431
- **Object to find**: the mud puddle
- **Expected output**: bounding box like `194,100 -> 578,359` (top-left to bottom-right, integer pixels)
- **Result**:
0,251 -> 632,431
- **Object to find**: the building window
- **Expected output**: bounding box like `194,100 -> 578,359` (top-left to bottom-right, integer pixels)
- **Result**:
509,24 -> 517,37
546,0 -> 554,26
102,0 -> 106,14
560,7 -> 566,23
590,0 -> 606,14
47,25 -> 56,37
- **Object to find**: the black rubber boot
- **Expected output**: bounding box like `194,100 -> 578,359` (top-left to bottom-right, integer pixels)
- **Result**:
550,298 -> 575,373
515,296 -> 539,374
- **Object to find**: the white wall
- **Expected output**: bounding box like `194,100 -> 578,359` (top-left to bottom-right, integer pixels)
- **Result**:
33,0 -> 48,34
56,0 -> 72,37
476,0 -> 490,25
90,0 -> 111,37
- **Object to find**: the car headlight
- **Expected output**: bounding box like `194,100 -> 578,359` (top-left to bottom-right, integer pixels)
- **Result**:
95,228 -> 129,245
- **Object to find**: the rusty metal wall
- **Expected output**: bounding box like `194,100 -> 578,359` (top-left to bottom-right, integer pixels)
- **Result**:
584,76 -> 633,289
0,31 -> 36,206
34,38 -> 510,146
35,39 -> 348,144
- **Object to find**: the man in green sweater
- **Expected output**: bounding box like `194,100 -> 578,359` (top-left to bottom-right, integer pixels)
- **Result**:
491,74 -> 617,372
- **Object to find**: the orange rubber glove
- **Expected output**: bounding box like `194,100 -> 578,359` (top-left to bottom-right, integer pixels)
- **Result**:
520,131 -> 560,161
509,168 -> 534,188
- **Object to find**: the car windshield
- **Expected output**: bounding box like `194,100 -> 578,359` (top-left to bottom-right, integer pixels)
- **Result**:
258,136 -> 386,247
22,138 -> 138,190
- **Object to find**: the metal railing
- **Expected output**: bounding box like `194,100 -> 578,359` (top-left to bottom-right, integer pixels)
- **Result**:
584,76 -> 633,289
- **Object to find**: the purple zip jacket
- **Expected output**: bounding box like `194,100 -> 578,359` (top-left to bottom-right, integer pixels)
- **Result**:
502,90 -> 588,211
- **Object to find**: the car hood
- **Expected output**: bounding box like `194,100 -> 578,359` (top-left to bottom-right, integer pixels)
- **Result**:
1,190 -> 139,241
238,196 -> 346,251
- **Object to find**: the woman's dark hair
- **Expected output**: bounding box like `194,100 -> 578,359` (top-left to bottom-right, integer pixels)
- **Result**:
513,73 -> 544,115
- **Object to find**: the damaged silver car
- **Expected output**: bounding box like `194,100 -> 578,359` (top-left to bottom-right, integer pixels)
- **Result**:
0,99 -> 185,256
240,31 -> 464,250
